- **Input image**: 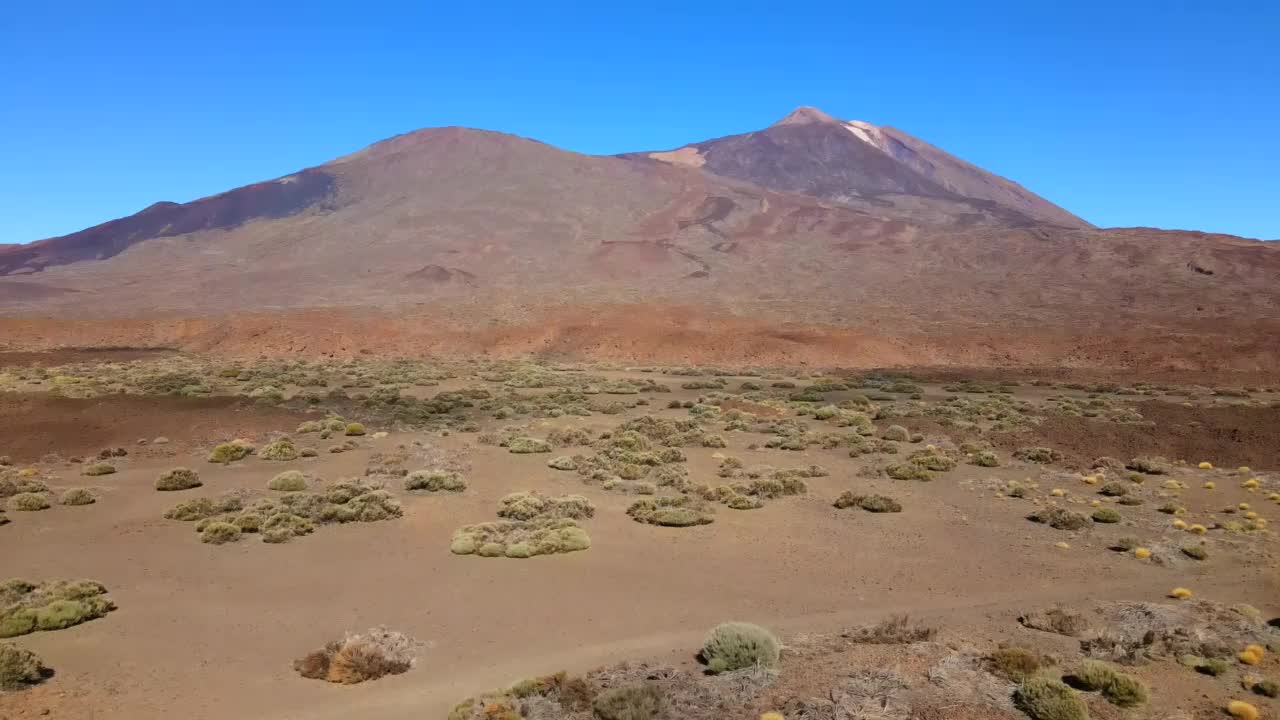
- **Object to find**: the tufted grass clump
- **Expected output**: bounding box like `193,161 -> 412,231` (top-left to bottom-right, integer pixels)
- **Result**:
344,423 -> 366,436
885,462 -> 934,481
59,488 -> 95,506
82,462 -> 115,476
294,627 -> 415,684
7,493 -> 50,512
593,684 -> 665,720
627,496 -> 714,527
268,470 -> 309,492
404,470 -> 466,493
1127,456 -> 1167,474
1091,507 -> 1121,523
156,467 -> 202,491
971,450 -> 1001,467
881,425 -> 910,442
498,491 -> 594,521
449,518 -> 590,558
208,441 -> 253,464
0,579 -> 116,639
508,436 -> 552,454
1181,545 -> 1208,561
986,647 -> 1041,682
259,439 -> 299,461
0,642 -> 49,690
700,622 -> 781,674
1029,507 -> 1089,531
833,491 -> 901,513
1065,660 -> 1148,707
1013,678 -> 1087,720
164,493 -> 243,521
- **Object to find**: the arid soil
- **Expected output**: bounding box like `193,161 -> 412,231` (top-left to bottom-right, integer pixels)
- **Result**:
0,360 -> 1277,720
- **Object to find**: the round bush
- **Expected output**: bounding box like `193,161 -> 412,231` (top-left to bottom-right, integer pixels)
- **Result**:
82,462 -> 116,476
404,470 -> 466,492
200,521 -> 243,545
0,642 -> 48,690
1092,507 -> 1122,523
259,439 -> 299,461
344,423 -> 366,436
701,622 -> 781,673
8,493 -> 50,512
1014,678 -> 1087,720
60,488 -> 95,506
156,468 -> 202,491
268,471 -> 308,492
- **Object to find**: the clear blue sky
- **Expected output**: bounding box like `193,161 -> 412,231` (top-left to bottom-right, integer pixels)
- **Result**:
3,1 -> 1277,243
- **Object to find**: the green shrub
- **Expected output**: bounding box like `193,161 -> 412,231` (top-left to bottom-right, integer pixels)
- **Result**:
1126,456 -> 1166,474
208,442 -> 252,464
700,622 -> 780,673
498,491 -> 594,521
82,462 -> 115,476
881,425 -> 910,442
1066,659 -> 1117,691
1254,679 -> 1279,698
1091,507 -> 1122,523
593,684 -> 664,720
259,439 -> 299,461
547,456 -> 578,471
986,647 -> 1040,682
7,493 -> 49,512
164,494 -> 243,521
60,488 -> 95,506
200,521 -> 242,545
508,437 -> 551,454
1013,678 -> 1087,720
450,518 -> 590,558
344,423 -> 366,436
404,470 -> 466,492
725,494 -> 763,510
156,468 -> 202,491
1098,482 -> 1127,496
1101,672 -> 1148,707
971,450 -> 1001,467
35,599 -> 95,631
0,642 -> 48,690
1195,658 -> 1229,676
261,512 -> 315,543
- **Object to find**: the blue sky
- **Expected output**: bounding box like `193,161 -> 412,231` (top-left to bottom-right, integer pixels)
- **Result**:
2,1 -> 1277,243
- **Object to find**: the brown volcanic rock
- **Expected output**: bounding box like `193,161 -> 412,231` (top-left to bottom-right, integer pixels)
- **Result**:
0,115 -> 1277,373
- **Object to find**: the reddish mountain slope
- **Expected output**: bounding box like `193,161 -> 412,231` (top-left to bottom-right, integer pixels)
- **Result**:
0,113 -> 1276,373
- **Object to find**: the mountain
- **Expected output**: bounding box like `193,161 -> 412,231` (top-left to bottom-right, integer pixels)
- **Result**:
626,106 -> 1090,229
1,109 -> 1277,373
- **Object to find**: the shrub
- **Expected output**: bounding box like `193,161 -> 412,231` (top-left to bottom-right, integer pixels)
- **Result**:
833,491 -> 902,513
0,642 -> 48,690
1227,701 -> 1260,720
726,494 -> 763,510
1029,508 -> 1089,531
200,521 -> 242,545
7,493 -> 49,512
627,496 -> 714,527
1018,606 -> 1088,636
1091,508 -> 1121,524
404,470 -> 466,492
1182,545 -> 1208,561
1252,680 -> 1278,698
547,456 -> 578,471
1065,659 -> 1116,691
986,647 -> 1040,681
1013,678 -> 1087,720
701,622 -> 781,673
1127,456 -> 1166,474
294,627 -> 415,684
1098,482 -> 1127,496
268,471 -> 308,492
508,437 -> 551,454
849,614 -> 936,644
259,439 -> 299,461
1101,672 -> 1148,707
1015,447 -> 1062,464
971,450 -> 1000,467
885,463 -> 933,481
59,488 -> 95,506
498,491 -> 594,521
82,462 -> 115,476
881,425 -> 910,442
164,494 -> 243,521
262,512 -> 315,543
450,518 -> 590,558
296,420 -> 323,434
156,468 -> 202,491
208,442 -> 252,464
593,684 -> 664,720
344,423 -> 366,436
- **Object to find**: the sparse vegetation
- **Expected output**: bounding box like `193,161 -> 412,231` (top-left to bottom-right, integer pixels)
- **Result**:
627,496 -> 714,527
497,491 -> 594,521
700,622 -> 780,673
1015,447 -> 1062,464
1019,606 -> 1088,636
449,518 -> 591,558
986,647 -> 1040,681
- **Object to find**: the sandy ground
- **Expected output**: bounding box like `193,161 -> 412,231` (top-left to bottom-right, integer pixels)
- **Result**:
1,374 -> 1278,719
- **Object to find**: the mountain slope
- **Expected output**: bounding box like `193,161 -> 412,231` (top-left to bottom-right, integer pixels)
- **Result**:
0,115 -> 1276,373
631,106 -> 1091,229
